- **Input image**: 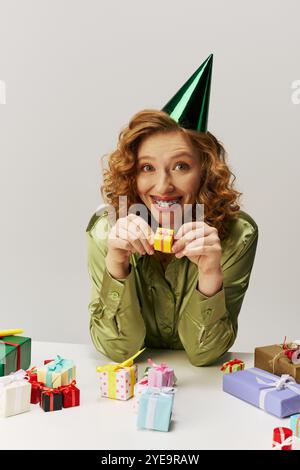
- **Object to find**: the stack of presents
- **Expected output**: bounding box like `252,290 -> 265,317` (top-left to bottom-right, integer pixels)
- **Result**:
220,337 -> 300,450
96,338 -> 300,446
0,329 -> 80,417
96,348 -> 177,432
2,322 -> 300,449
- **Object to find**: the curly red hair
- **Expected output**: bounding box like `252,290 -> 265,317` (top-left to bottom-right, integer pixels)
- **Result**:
100,109 -> 242,240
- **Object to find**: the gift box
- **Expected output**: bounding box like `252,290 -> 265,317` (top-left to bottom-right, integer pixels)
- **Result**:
153,227 -> 174,253
96,348 -> 145,400
29,380 -> 44,404
40,387 -> 63,412
272,427 -> 293,450
25,367 -> 43,403
147,359 -> 175,387
223,367 -> 300,418
0,335 -> 31,377
98,364 -> 138,400
58,380 -> 80,408
255,343 -> 300,384
37,355 -> 76,389
0,369 -> 31,417
290,414 -> 300,438
133,377 -> 148,412
220,358 -> 245,374
137,387 -> 175,432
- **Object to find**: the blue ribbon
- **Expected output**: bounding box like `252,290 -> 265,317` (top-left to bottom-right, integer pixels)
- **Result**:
45,355 -> 74,387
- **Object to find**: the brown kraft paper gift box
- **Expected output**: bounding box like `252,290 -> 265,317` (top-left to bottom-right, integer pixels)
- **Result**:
254,344 -> 300,384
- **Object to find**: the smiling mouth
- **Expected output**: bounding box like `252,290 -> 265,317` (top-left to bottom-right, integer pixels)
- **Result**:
150,196 -> 183,206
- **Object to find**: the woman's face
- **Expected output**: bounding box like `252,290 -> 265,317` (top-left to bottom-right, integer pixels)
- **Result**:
136,130 -> 202,227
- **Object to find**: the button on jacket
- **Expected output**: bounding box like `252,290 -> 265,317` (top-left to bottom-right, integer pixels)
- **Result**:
86,206 -> 259,366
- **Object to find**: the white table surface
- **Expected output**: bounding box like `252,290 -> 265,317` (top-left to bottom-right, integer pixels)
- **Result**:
0,341 -> 299,450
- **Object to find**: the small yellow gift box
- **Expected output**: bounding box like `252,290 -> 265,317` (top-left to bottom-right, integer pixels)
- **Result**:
96,348 -> 145,400
153,227 -> 174,253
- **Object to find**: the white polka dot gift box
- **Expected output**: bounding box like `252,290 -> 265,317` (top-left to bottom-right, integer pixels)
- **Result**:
96,348 -> 144,400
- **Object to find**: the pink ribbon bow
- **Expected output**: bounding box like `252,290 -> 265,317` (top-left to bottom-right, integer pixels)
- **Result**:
147,358 -> 169,372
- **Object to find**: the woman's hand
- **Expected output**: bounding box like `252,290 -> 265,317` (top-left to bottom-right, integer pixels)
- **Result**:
172,221 -> 222,275
106,214 -> 155,268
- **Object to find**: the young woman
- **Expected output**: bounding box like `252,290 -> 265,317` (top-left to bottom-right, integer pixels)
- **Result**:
86,109 -> 258,367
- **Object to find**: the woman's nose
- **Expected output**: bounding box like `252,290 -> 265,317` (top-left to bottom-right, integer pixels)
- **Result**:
154,171 -> 175,192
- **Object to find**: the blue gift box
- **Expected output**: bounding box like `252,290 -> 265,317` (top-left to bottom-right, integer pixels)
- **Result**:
223,367 -> 300,418
137,387 -> 175,432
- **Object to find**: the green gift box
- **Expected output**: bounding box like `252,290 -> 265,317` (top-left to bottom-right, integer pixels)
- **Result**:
0,336 -> 31,376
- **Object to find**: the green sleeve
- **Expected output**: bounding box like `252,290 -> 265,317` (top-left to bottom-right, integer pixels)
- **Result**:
86,215 -> 146,362
177,225 -> 258,366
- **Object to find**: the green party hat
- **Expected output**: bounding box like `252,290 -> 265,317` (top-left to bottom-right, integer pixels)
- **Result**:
161,54 -> 213,132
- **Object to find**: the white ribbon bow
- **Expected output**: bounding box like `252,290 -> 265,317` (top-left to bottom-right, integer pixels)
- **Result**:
248,369 -> 300,411
0,369 -> 28,389
256,373 -> 295,390
147,386 -> 176,397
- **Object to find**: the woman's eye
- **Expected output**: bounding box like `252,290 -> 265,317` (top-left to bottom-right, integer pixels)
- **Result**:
139,162 -> 189,172
175,162 -> 189,170
141,164 -> 153,172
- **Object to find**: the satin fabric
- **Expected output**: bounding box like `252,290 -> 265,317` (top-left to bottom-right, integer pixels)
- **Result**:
86,206 -> 258,367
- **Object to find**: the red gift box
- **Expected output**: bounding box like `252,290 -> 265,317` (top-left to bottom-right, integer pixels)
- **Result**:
272,427 -> 293,450
30,380 -> 44,404
58,380 -> 80,408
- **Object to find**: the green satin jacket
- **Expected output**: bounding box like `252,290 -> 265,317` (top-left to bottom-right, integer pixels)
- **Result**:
86,205 -> 258,367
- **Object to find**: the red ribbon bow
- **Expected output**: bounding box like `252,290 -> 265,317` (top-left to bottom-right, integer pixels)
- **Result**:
41,385 -> 61,395
40,385 -> 61,411
220,358 -> 244,371
58,379 -> 78,407
30,380 -> 44,389
138,377 -> 148,385
58,379 -> 77,393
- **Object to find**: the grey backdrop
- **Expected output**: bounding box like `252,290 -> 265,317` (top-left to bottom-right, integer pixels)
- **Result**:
0,0 -> 299,351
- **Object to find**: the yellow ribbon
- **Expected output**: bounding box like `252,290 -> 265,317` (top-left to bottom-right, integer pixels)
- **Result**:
296,417 -> 300,437
0,329 -> 24,337
96,348 -> 146,399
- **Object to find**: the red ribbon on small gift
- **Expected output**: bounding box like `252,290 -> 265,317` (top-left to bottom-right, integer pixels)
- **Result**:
220,358 -> 244,372
58,380 -> 78,407
40,385 -> 61,411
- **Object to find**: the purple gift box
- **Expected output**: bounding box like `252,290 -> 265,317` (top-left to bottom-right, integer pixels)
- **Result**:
147,359 -> 174,388
223,367 -> 300,418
